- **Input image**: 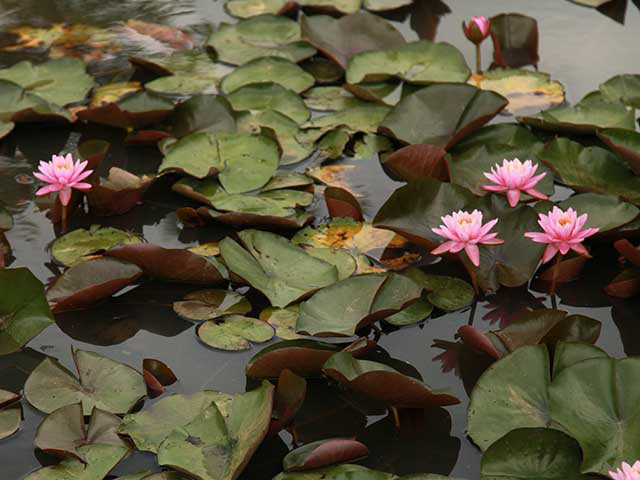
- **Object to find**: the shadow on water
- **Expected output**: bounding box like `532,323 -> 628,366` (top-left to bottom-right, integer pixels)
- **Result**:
0,0 -> 639,479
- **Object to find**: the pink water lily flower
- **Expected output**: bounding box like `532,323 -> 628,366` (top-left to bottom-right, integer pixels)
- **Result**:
524,206 -> 599,263
482,158 -> 548,207
609,460 -> 640,480
431,209 -> 504,267
463,16 -> 491,44
34,154 -> 93,206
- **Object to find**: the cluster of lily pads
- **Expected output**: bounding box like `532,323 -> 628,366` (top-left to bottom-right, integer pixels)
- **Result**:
1,0 -> 640,479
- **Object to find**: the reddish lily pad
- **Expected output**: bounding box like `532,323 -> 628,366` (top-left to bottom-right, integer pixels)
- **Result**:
25,349 -> 146,415
604,270 -> 640,298
489,13 -> 539,68
34,403 -> 129,461
273,464 -> 396,480
119,391 -> 234,453
323,352 -> 460,408
86,168 -> 154,216
106,243 -> 227,284
284,438 -> 369,472
379,84 -> 508,149
142,358 -> 177,396
0,267 -> 54,355
47,257 -> 143,313
325,186 -> 363,221
381,144 -> 449,182
268,369 -> 307,437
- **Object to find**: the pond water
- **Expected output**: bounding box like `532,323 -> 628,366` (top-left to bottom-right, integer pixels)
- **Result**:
0,1 -> 639,479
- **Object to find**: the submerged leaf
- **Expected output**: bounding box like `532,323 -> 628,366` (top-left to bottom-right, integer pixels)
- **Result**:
284,438 -> 369,472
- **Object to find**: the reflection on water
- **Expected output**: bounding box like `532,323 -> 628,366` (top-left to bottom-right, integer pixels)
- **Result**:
0,0 -> 639,479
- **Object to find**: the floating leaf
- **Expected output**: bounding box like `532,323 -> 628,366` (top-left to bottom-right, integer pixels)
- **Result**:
552,342 -> 609,379
480,428 -> 595,480
301,11 -> 405,69
34,403 -> 128,461
379,84 -> 508,148
169,94 -> 236,138
347,40 -> 470,86
227,82 -> 310,125
24,444 -> 128,480
284,438 -> 369,472
323,352 -> 460,408
268,369 -> 306,438
489,13 -> 539,68
131,50 -> 232,95
263,171 -> 314,191
598,128 -> 640,175
384,298 -> 434,326
0,268 -> 54,355
198,315 -> 274,351
225,0 -> 293,18
599,74 -> 640,108
86,168 -> 154,217
220,230 -> 339,308
0,57 -> 93,106
89,82 -> 141,107
0,79 -> 71,123
246,338 -> 373,378
221,57 -> 315,94
207,15 -> 316,66
143,358 -> 177,395
119,391 -> 233,454
297,273 -> 422,336
25,349 -> 146,415
273,464 -> 396,480
325,186 -> 363,221
467,345 -> 550,451
173,289 -> 251,322
304,104 -> 391,134
0,389 -> 21,440
519,99 -> 635,134
550,355 -> 640,475
46,257 -> 143,313
538,138 -> 640,205
260,306 -> 303,340
364,0 -> 413,10
450,123 -> 540,154
448,143 -> 554,198
558,193 -> 639,233
381,144 -> 449,182
51,226 -> 142,267
106,243 -> 228,284
404,267 -> 474,311
469,70 -> 565,116
303,86 -> 368,111
157,381 -> 274,480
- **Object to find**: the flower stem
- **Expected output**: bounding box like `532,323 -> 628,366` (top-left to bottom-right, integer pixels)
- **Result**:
550,253 -> 562,296
391,406 -> 401,429
61,203 -> 68,233
476,43 -> 482,74
469,268 -> 480,295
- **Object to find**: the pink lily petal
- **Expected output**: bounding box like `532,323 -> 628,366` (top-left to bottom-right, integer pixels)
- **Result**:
482,185 -> 508,193
70,182 -> 92,190
570,243 -> 591,258
58,188 -> 72,206
464,244 -> 480,267
524,188 -> 548,201
542,244 -> 558,263
506,189 -> 521,207
431,241 -> 458,255
35,184 -> 61,196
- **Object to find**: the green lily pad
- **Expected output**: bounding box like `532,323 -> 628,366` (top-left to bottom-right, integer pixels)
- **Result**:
297,272 -> 422,336
227,82 -> 310,125
24,349 -> 146,415
198,315 -> 274,351
598,128 -> 640,175
354,133 -> 393,160
538,137 -> 640,205
519,99 -> 636,134
1,268 -> 54,356
303,87 -> 368,111
119,391 -> 233,453
467,345 -> 551,451
404,267 -> 475,311
0,121 -> 14,139
469,69 -> 565,116
558,193 -> 639,233
379,84 -> 508,148
259,305 -> 303,340
384,298 -> 434,326
262,171 -> 314,191
599,74 -> 640,108
0,389 -> 21,440
207,15 -> 316,66
0,79 -> 71,123
51,225 -> 143,267
323,352 -> 460,408
220,230 -> 339,308
169,94 -> 236,138
173,289 -> 251,322
274,464 -> 396,480
552,342 -> 609,378
34,403 -> 128,461
23,444 -> 128,480
347,40 -> 470,86
225,0 -> 291,18
480,428 -> 596,480
131,50 -> 232,95
301,11 -> 405,69
364,0 -> 412,9
303,104 -> 391,134
550,355 -> 640,475
160,131 -> 279,193
450,124 -> 540,154
237,110 -> 314,165
448,143 -> 554,198
157,381 -> 274,480
314,127 -> 351,159
305,247 -> 357,280
0,57 -> 93,106
220,57 -> 315,94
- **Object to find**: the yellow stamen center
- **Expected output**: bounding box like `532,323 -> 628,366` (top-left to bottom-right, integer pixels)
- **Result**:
458,217 -> 473,225
558,217 -> 573,227
56,161 -> 71,170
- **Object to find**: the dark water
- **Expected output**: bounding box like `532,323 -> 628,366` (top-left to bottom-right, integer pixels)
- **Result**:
1,1 -> 639,479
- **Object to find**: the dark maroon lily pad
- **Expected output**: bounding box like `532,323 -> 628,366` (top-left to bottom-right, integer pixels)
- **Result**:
47,257 -> 143,313
268,369 -> 307,437
142,359 -> 177,397
283,438 -> 369,472
106,243 -> 227,284
325,186 -> 363,221
489,13 -> 539,68
381,144 -> 449,182
605,269 -> 640,298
